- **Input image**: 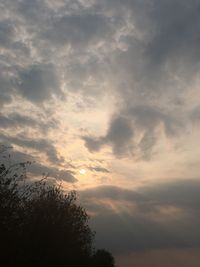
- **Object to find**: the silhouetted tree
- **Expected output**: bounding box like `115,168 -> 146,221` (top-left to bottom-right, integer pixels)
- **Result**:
91,249 -> 116,267
0,149 -> 116,267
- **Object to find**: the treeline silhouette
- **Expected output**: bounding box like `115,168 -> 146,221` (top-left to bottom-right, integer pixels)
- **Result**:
0,152 -> 116,267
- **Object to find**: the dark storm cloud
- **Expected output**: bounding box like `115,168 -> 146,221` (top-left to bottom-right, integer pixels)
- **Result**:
80,179 -> 200,252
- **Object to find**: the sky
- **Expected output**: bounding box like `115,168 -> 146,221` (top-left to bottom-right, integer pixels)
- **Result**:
0,0 -> 200,266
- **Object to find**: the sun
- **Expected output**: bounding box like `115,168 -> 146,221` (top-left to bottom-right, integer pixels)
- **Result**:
79,169 -> 86,175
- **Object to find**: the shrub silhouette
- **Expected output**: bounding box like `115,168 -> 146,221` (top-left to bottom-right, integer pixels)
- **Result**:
0,152 -> 116,267
92,249 -> 116,267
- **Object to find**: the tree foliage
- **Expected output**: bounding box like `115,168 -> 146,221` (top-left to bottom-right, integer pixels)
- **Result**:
0,149 -> 116,267
91,249 -> 116,267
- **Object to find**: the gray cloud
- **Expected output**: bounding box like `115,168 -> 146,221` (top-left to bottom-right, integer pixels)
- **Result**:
80,185 -> 142,202
80,179 -> 200,252
116,248 -> 200,267
0,113 -> 58,132
0,147 -> 77,183
0,0 -> 199,172
43,13 -> 112,48
1,0 -> 199,110
28,162 -> 76,183
0,114 -> 36,128
0,66 -> 14,106
0,20 -> 16,48
0,134 -> 63,164
17,0 -> 49,24
80,0 -> 200,160
15,64 -> 63,103
83,115 -> 134,157
89,166 -> 110,173
83,106 -> 182,159
190,105 -> 200,124
81,180 -> 200,211
146,0 -> 200,65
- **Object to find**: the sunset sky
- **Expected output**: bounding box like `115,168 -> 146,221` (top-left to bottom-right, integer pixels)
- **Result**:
1,0 -> 200,266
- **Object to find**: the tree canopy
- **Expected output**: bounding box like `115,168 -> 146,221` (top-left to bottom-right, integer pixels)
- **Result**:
0,150 -> 116,267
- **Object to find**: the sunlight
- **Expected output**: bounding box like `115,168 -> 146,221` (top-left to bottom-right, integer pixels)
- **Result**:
79,169 -> 86,175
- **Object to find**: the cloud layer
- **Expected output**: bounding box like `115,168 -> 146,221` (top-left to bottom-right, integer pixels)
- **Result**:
0,0 -> 199,159
80,179 -> 200,253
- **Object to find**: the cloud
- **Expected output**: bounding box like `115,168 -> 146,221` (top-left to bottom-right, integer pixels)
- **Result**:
80,179 -> 200,252
116,248 -> 200,267
17,0 -> 49,24
83,106 -> 182,159
0,148 -> 77,183
0,134 -> 63,164
0,0 -> 199,181
89,166 -> 110,173
146,0 -> 200,66
28,162 -> 77,183
15,64 -> 63,103
0,66 -> 14,106
42,13 -> 112,48
1,0 -> 199,110
190,105 -> 200,124
83,115 -> 134,157
0,113 -> 58,132
80,0 -> 200,159
0,20 -> 16,48
0,0 -> 199,162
